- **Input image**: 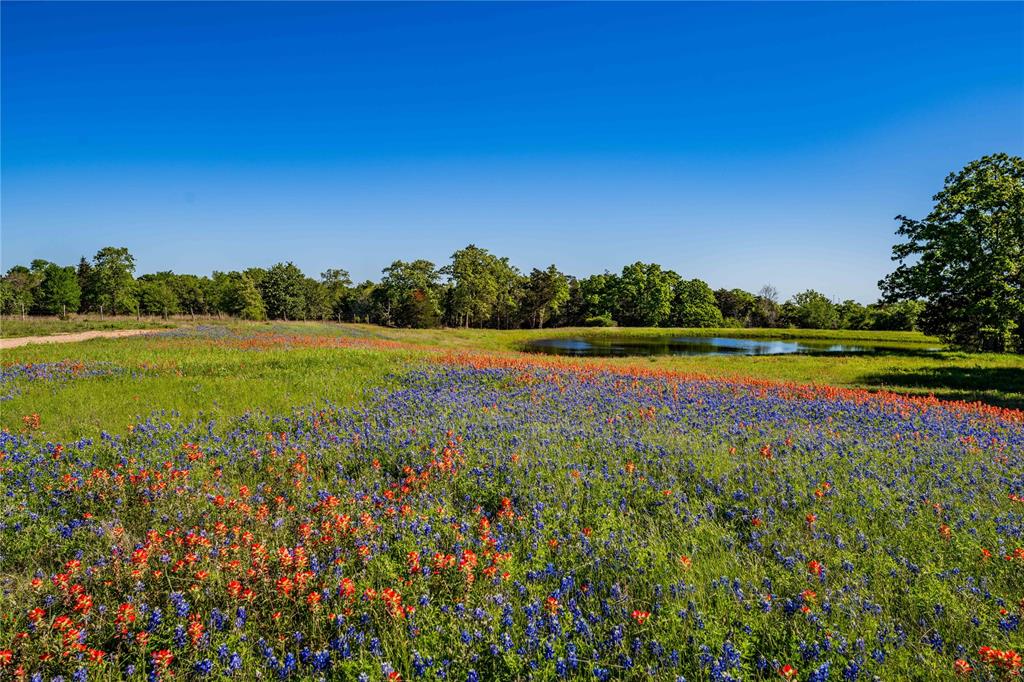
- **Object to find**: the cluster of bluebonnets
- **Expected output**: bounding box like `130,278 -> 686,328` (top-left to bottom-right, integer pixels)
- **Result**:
1,362 -> 1021,680
0,361 -> 125,403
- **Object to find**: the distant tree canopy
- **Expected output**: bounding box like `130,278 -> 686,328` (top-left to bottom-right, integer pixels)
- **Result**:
616,262 -> 676,327
27,153 -> 1023,344
138,273 -> 180,318
32,261 -> 81,316
715,288 -> 759,327
880,153 -> 1023,352
89,246 -> 138,315
258,262 -> 306,321
1,247 -> 927,335
673,279 -> 723,328
320,268 -> 352,322
785,290 -> 840,330
524,265 -> 570,329
379,259 -> 442,329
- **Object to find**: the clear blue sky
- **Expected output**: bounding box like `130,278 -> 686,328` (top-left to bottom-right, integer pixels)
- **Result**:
2,2 -> 1022,302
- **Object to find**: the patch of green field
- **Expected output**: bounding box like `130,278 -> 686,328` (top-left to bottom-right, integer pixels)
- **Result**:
363,324 -> 941,348
2,332 -> 423,440
2,323 -> 1021,443
0,315 -> 177,338
348,324 -> 1024,409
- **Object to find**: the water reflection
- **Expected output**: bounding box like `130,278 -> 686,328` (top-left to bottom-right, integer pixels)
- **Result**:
522,336 -> 934,357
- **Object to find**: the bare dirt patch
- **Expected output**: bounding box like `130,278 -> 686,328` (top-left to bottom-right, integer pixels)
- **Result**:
0,329 -> 158,349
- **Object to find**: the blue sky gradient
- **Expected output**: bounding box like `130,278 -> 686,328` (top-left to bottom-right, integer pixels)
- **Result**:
2,2 -> 1022,301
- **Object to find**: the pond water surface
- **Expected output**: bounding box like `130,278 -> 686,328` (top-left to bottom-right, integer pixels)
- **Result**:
522,336 -> 934,357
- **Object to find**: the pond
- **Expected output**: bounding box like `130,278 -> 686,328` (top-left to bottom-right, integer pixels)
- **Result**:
522,336 -> 935,357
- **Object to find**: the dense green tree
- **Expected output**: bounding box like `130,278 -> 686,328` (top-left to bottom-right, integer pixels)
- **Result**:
303,278 -> 332,321
786,290 -> 839,329
438,245 -> 524,328
1,266 -> 38,317
673,279 -> 724,327
571,272 -> 619,324
76,257 -> 98,312
524,265 -> 570,328
880,154 -> 1024,352
616,262 -> 677,327
750,285 -> 782,328
7,242 -> 959,337
211,271 -> 266,320
714,288 -> 757,327
137,275 -> 181,318
29,259 -> 52,275
380,260 -> 442,328
23,260 -> 50,316
0,280 -> 12,316
259,262 -> 306,320
170,274 -> 210,317
210,271 -> 237,316
369,284 -> 394,325
443,245 -> 502,328
490,257 -> 523,329
404,288 -> 443,328
236,275 -> 267,320
200,277 -> 220,316
243,267 -> 268,290
869,300 -> 923,332
34,263 -> 81,316
91,247 -> 138,315
836,300 -> 871,330
346,281 -> 378,323
321,269 -> 352,322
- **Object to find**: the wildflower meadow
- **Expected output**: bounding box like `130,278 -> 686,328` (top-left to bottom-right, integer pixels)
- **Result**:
1,331 -> 1022,681
4,1 -> 1023,679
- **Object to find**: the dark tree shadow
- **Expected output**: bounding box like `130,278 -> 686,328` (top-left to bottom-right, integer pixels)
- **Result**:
800,347 -> 942,359
858,366 -> 1024,410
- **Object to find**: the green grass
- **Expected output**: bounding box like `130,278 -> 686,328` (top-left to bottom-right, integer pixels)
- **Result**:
0,322 -> 1021,680
414,324 -> 941,347
1,316 -> 939,344
313,323 -> 942,354
1,331 -> 423,439
346,324 -> 1024,409
0,315 -> 177,338
2,322 -> 1021,442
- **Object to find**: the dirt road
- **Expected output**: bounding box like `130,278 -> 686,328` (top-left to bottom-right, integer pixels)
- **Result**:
0,329 -> 158,350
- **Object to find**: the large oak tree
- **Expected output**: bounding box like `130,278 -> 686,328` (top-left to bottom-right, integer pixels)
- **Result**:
880,154 -> 1023,352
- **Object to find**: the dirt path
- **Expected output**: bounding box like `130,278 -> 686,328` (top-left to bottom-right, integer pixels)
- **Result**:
0,329 -> 158,350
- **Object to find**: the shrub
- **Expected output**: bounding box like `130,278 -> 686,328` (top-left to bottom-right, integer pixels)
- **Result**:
584,314 -> 616,327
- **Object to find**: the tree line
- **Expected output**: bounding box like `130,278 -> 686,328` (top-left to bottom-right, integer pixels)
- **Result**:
4,154 -> 1019,350
879,153 -> 1022,353
1,244 -> 922,332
